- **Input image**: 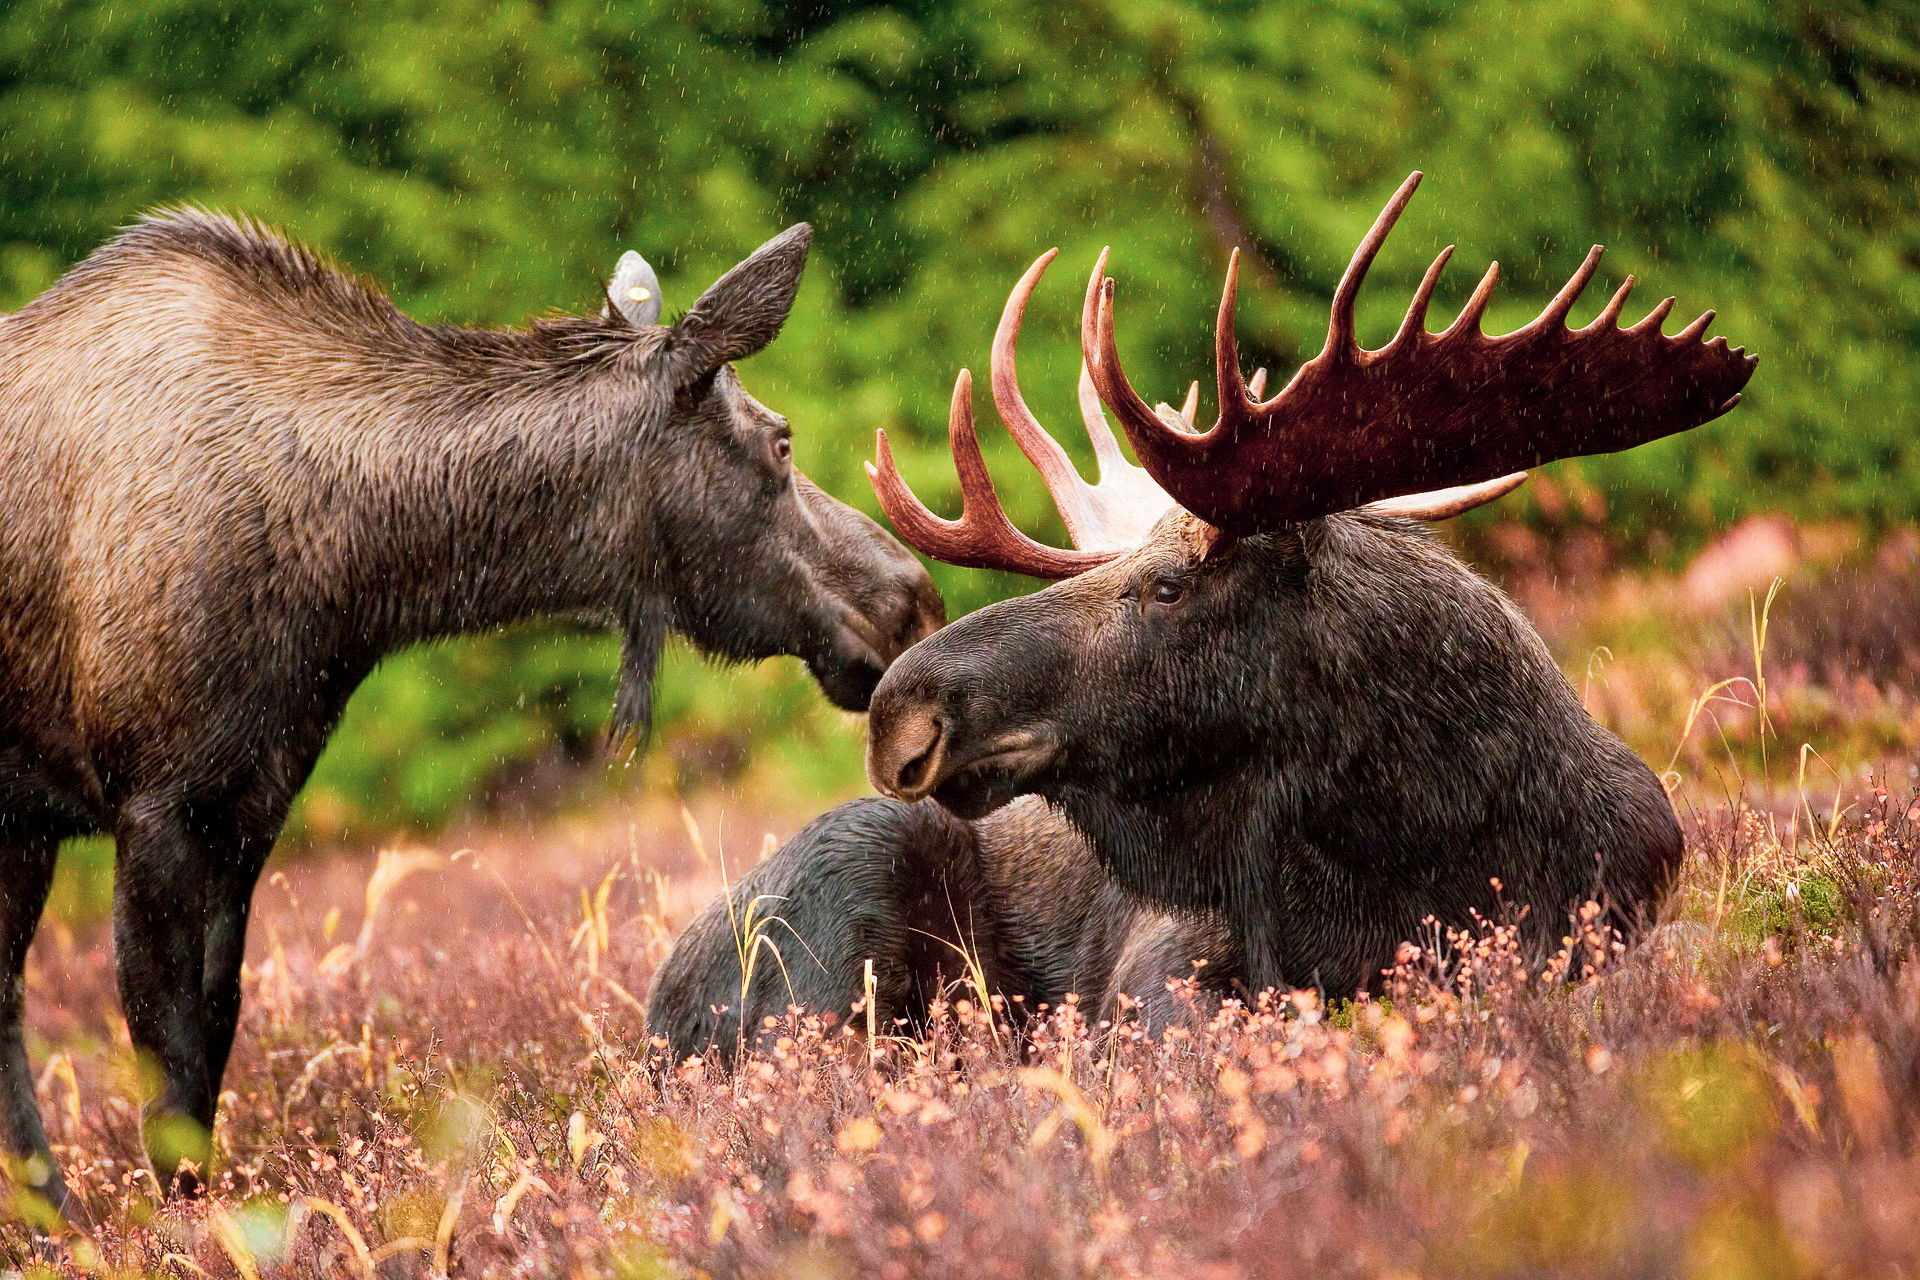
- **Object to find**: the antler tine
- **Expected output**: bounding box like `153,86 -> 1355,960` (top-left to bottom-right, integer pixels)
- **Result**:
1674,309 -> 1717,343
1586,276 -> 1636,330
1247,367 -> 1268,399
866,371 -> 1116,579
1327,170 -> 1424,356
1366,472 -> 1528,521
1076,249 -> 1181,496
1626,296 -> 1674,335
1441,261 -> 1502,338
866,430 -> 955,561
1081,246 -> 1111,376
1390,245 -> 1455,350
991,249 -> 1105,548
1529,245 -> 1604,332
1082,243 -> 1215,449
1075,361 -> 1131,480
1089,274 -> 1214,487
1215,248 -> 1251,429
1078,242 -> 1201,482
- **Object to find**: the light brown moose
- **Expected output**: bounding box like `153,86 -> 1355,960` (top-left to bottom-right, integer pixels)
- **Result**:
0,213 -> 943,1216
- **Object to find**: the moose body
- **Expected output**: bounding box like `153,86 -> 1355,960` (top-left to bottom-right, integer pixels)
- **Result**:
648,795 -> 1241,1058
0,213 -> 941,1211
650,173 -> 1754,1062
864,507 -> 1683,997
649,509 -> 1670,1060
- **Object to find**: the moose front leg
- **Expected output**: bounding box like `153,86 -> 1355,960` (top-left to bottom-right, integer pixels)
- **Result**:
112,797 -> 218,1195
1,829 -> 72,1222
199,832 -> 275,1106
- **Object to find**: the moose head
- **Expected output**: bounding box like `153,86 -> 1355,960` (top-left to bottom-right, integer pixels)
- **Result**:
527,222 -> 949,727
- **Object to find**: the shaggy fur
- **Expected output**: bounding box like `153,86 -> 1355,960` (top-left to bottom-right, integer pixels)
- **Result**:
647,796 -> 1239,1062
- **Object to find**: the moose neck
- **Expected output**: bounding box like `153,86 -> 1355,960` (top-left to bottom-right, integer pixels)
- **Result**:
269,324 -> 675,663
1044,766 -> 1298,986
18,218 -> 685,668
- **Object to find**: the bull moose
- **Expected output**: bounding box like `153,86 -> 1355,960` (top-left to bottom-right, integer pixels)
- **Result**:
649,172 -> 1757,1061
0,215 -> 943,1214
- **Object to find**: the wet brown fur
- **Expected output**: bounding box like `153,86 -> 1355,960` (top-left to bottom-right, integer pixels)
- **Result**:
646,796 -> 1239,1062
0,211 -> 943,1212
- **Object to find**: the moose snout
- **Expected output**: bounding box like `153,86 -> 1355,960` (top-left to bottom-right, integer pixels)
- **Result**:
869,535 -> 947,663
865,590 -> 1071,816
794,477 -> 946,710
816,556 -> 944,710
855,562 -> 945,667
868,702 -> 948,799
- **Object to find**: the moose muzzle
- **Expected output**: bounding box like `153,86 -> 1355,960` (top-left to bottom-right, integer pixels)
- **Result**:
866,614 -> 1063,819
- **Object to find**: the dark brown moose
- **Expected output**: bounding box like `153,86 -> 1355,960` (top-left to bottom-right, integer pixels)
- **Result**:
648,172 -> 1757,1063
0,213 -> 943,1214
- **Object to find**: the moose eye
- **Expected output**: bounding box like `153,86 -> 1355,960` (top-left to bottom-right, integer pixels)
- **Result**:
773,435 -> 793,464
1150,579 -> 1185,607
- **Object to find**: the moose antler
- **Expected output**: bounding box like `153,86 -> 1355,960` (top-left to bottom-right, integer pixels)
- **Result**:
989,251 -> 1180,551
867,251 -> 1195,577
1084,171 -> 1759,534
868,367 -> 1121,579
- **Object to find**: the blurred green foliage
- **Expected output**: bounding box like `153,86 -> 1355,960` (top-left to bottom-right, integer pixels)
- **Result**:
3,0 -> 1915,839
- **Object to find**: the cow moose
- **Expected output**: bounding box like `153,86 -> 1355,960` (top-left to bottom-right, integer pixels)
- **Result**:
0,214 -> 944,1214
648,171 -> 1757,1063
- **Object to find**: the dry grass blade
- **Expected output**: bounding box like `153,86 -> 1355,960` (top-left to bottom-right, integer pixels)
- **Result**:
206,1209 -> 260,1280
432,1185 -> 464,1279
292,1196 -> 376,1280
1019,1066 -> 1114,1180
492,1170 -> 553,1237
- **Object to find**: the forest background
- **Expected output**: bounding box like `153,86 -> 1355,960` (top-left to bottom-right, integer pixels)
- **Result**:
2,0 -> 1915,842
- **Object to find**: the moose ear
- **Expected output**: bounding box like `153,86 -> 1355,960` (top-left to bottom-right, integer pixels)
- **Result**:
668,223 -> 811,377
602,251 -> 663,326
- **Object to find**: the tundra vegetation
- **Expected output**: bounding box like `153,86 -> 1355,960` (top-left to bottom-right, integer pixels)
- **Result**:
3,768 -> 1918,1276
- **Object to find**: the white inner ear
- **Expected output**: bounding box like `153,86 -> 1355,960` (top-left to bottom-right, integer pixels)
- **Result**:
604,250 -> 663,325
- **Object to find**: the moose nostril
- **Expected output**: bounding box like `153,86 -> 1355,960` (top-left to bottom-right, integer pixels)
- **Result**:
893,716 -> 945,794
871,708 -> 946,799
